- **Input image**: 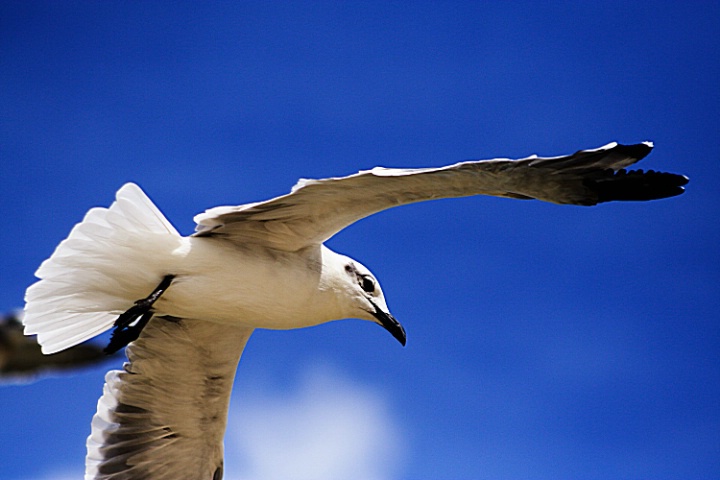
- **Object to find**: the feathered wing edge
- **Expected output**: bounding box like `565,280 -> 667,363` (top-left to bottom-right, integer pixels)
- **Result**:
191,142 -> 688,251
85,317 -> 253,480
23,183 -> 182,354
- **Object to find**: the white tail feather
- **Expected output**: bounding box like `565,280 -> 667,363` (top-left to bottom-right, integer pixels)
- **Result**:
24,183 -> 183,354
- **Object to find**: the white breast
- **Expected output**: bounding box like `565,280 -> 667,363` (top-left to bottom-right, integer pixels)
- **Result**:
155,239 -> 348,330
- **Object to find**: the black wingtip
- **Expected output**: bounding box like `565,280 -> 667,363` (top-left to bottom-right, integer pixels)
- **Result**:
585,169 -> 689,203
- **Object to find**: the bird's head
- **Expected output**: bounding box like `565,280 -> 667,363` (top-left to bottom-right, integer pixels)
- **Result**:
337,258 -> 406,346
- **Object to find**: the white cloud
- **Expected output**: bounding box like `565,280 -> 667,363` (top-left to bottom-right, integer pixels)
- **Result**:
225,363 -> 406,480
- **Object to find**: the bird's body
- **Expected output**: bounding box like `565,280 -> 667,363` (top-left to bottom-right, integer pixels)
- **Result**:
22,142 -> 687,479
24,180 -> 396,355
159,241 -> 359,330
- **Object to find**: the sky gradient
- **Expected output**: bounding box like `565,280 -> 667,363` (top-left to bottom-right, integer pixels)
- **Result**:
1,2 -> 718,479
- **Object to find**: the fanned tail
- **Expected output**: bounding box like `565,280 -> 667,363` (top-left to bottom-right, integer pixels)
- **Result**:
23,183 -> 182,354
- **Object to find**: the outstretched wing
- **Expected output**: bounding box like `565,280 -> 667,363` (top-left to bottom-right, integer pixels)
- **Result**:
193,142 -> 687,251
85,316 -> 252,480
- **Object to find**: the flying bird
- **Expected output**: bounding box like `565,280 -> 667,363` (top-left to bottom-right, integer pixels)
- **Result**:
23,142 -> 687,479
0,311 -> 113,382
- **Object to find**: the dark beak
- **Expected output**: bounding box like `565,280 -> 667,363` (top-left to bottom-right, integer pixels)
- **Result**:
371,302 -> 406,346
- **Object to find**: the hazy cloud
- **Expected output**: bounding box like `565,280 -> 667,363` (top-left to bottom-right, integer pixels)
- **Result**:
21,470 -> 80,480
225,363 -> 406,480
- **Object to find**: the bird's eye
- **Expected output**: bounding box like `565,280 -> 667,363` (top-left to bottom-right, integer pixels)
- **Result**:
360,275 -> 375,294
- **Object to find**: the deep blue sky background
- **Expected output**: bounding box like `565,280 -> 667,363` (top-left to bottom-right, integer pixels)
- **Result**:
1,2 -> 718,479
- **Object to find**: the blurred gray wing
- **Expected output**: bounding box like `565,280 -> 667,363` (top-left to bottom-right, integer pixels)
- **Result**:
85,317 -> 252,480
193,142 -> 687,251
0,312 -> 112,382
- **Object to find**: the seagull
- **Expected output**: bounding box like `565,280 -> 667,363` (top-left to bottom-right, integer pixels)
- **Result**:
22,142 -> 687,479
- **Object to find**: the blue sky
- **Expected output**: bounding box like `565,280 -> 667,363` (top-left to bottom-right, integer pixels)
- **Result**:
1,2 -> 718,479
